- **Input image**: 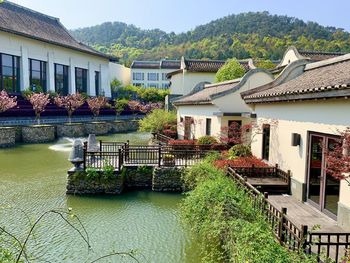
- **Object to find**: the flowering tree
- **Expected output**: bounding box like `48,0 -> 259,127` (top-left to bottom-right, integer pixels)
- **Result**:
54,93 -> 85,123
0,90 -> 17,113
325,128 -> 350,184
139,102 -> 164,114
27,93 -> 50,124
87,96 -> 108,119
128,100 -> 141,119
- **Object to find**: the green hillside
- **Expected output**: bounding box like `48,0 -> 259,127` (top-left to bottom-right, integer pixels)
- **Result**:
71,11 -> 350,65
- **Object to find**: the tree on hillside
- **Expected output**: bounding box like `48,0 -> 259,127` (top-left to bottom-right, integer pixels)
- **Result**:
215,59 -> 245,82
255,60 -> 276,70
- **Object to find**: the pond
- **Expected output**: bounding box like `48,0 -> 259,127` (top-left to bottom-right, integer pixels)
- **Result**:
0,132 -> 200,263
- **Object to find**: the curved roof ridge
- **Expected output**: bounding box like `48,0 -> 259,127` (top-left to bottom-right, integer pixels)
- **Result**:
305,53 -> 350,71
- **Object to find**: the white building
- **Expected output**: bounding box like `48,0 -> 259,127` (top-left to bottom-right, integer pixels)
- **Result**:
173,69 -> 274,140
241,54 -> 350,229
167,56 -> 256,96
0,1 -> 118,97
130,60 -> 180,89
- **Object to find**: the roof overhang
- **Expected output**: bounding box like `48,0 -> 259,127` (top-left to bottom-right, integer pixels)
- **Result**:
213,112 -> 257,118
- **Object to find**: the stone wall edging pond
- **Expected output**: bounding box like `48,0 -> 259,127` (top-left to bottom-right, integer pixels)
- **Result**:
0,127 -> 16,148
0,120 -> 140,147
66,166 -> 186,195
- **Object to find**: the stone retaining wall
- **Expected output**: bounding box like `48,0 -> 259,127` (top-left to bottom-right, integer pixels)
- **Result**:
125,166 -> 153,189
84,122 -> 110,135
22,125 -> 55,143
66,170 -> 124,195
0,127 -> 16,148
152,167 -> 185,192
57,123 -> 85,138
109,120 -> 139,133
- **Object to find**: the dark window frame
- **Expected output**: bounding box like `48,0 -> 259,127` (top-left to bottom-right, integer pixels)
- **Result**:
206,118 -> 212,136
54,63 -> 69,95
29,58 -> 47,92
95,71 -> 100,96
0,53 -> 20,93
262,124 -> 271,160
75,67 -> 87,94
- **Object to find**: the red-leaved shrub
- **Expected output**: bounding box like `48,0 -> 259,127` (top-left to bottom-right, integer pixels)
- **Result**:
162,129 -> 177,139
214,157 -> 268,170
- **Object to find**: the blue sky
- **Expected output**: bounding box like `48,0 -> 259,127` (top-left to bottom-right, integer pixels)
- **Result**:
11,0 -> 350,32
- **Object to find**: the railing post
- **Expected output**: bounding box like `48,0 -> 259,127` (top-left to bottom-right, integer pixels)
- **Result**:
275,163 -> 279,177
301,225 -> 309,252
99,140 -> 102,152
118,148 -> 122,171
251,164 -> 255,177
287,170 -> 291,193
158,144 -> 161,166
279,207 -> 287,245
264,192 -> 269,199
83,141 -> 87,170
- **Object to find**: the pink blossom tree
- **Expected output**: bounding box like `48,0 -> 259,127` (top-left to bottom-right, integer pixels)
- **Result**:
128,100 -> 141,119
54,93 -> 85,123
87,96 -> 108,119
27,93 -> 50,124
0,90 -> 17,113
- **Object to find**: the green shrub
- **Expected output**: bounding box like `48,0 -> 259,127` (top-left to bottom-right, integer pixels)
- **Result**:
228,144 -> 252,159
215,59 -> 245,82
102,161 -> 115,180
86,167 -> 100,180
197,136 -> 218,145
114,98 -> 129,115
182,160 -> 224,190
138,109 -> 176,133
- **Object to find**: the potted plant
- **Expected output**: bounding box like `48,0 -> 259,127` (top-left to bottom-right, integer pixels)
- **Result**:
0,90 -> 17,147
163,154 -> 175,167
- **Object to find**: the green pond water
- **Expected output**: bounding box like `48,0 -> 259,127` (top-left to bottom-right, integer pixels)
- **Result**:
0,132 -> 200,263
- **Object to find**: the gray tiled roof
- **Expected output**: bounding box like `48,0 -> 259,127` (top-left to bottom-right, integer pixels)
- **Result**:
131,60 -> 181,69
173,79 -> 240,105
0,1 -> 113,60
299,50 -> 345,62
243,55 -> 350,103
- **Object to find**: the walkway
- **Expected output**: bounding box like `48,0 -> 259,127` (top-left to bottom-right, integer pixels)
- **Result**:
268,194 -> 345,233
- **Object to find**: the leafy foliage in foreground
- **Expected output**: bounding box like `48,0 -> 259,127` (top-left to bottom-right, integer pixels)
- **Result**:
138,109 -> 176,133
71,12 -> 350,65
180,158 -> 317,263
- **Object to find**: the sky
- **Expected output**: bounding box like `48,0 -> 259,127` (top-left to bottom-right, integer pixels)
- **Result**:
10,0 -> 350,33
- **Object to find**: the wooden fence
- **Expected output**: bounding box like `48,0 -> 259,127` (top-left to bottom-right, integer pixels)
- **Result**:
227,167 -> 350,262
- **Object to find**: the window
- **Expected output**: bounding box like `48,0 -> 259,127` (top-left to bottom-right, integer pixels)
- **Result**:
29,59 -> 47,92
75,67 -> 87,94
95,71 -> 100,96
161,83 -> 170,89
148,83 -> 159,88
162,73 -> 167,81
54,64 -> 69,95
0,53 -> 20,93
262,124 -> 271,160
206,118 -> 212,136
133,72 -> 144,81
148,72 -> 159,81
133,83 -> 142,87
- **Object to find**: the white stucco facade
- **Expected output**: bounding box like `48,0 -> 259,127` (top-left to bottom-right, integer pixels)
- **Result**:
250,99 -> 350,227
109,62 -> 130,86
0,31 -> 113,96
175,70 -> 275,140
170,71 -> 216,95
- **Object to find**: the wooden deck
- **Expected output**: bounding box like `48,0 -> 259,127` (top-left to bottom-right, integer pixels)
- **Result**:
247,177 -> 289,194
268,194 -> 345,233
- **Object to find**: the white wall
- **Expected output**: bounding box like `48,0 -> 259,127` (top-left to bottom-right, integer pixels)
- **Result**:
170,71 -> 216,95
0,31 -> 111,96
109,62 -> 130,86
130,67 -> 174,88
251,99 -> 350,208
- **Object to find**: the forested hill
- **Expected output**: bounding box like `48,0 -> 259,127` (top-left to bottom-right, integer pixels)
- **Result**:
71,11 -> 350,65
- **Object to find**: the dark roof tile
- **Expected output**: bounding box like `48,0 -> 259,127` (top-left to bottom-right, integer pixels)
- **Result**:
0,1 -> 113,60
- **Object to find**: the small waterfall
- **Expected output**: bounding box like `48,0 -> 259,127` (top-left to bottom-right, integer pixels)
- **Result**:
48,137 -> 87,152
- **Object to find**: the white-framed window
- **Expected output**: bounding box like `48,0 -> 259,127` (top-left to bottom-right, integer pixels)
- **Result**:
133,72 -> 144,81
162,73 -> 167,81
147,73 -> 159,81
148,83 -> 159,88
161,83 -> 170,89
